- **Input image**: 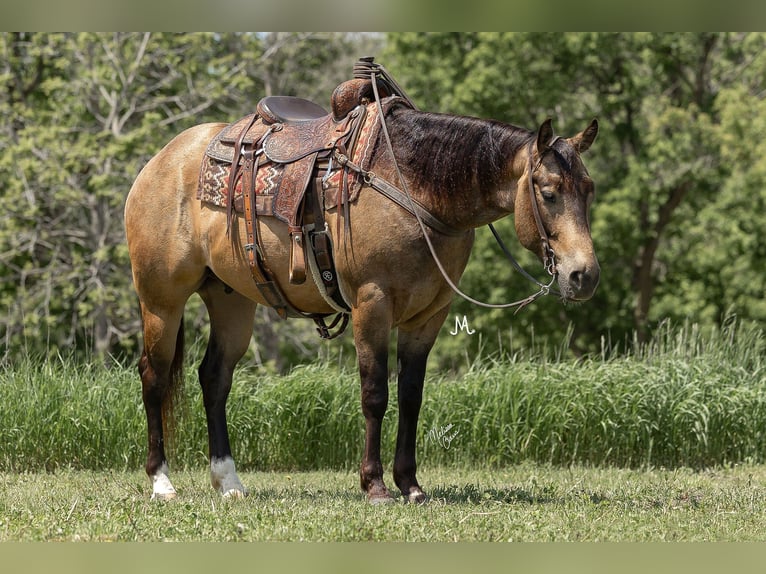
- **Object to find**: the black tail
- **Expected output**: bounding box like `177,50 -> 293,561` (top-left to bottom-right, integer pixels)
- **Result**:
161,320 -> 185,450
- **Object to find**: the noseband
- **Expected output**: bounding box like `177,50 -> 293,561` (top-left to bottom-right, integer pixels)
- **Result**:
526,138 -> 560,278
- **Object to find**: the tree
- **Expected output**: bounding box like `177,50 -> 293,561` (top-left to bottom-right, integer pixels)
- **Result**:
0,33 -> 259,358
5,32 -> 763,366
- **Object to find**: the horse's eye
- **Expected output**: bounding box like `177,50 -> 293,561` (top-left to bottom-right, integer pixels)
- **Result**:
541,189 -> 557,204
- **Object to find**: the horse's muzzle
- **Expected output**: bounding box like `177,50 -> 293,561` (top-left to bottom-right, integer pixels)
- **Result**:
558,260 -> 600,301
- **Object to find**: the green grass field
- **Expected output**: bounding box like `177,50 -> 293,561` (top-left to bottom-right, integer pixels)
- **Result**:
1,320 -> 766,542
3,464 -> 766,541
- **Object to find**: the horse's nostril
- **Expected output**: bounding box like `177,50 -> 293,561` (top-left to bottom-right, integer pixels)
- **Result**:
567,265 -> 600,298
569,270 -> 585,290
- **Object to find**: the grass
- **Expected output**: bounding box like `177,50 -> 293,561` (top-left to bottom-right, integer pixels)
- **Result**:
3,464 -> 766,541
0,319 -> 764,472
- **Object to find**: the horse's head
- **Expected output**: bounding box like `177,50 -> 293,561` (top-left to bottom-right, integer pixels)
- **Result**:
514,118 -> 600,301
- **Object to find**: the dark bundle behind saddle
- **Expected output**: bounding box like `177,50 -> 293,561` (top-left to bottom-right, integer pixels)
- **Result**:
197,59 -> 405,337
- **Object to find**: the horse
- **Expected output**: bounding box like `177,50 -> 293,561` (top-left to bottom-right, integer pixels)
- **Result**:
124,81 -> 600,504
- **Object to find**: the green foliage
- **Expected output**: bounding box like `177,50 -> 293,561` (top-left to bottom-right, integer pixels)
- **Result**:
662,84 -> 766,326
385,32 -> 766,357
0,33 -> 255,357
382,33 -> 481,112
0,32 -> 373,363
2,32 -> 766,370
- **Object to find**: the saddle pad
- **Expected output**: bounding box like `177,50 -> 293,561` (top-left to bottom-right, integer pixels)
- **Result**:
197,156 -> 283,215
320,98 -> 383,208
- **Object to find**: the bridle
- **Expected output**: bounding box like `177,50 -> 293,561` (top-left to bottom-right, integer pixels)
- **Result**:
357,61 -> 563,312
485,139 -> 564,301
525,138 -> 560,279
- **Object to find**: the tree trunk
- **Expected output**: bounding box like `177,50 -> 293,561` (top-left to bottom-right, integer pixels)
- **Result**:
633,181 -> 692,343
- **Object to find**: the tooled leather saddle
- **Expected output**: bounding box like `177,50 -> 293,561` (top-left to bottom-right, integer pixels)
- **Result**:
197,76 -> 392,337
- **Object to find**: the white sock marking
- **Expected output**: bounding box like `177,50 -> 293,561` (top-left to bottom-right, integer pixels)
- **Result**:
210,456 -> 247,497
151,463 -> 177,500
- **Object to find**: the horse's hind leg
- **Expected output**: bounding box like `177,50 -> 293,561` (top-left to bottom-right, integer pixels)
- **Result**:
197,276 -> 256,498
138,303 -> 187,501
393,306 -> 450,504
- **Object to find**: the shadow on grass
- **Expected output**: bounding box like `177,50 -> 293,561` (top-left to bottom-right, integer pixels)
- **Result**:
237,482 -> 558,506
241,487 -> 364,503
428,482 -> 559,505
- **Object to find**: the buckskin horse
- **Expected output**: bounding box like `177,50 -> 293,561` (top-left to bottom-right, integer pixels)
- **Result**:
125,60 -> 599,503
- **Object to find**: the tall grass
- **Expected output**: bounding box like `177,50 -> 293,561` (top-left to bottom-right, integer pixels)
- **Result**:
421,319 -> 766,469
0,355 -> 145,471
1,320 -> 764,472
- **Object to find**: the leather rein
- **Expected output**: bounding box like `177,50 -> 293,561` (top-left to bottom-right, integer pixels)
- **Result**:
341,63 -> 560,312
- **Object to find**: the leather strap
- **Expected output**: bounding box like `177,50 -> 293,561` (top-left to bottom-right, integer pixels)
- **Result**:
307,177 -> 349,311
333,151 -> 464,238
527,138 -> 559,276
241,150 -> 294,318
233,120 -> 349,334
227,113 -> 259,237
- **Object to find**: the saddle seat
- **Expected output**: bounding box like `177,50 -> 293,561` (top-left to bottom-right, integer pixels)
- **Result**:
257,77 -> 386,125
256,96 -> 328,124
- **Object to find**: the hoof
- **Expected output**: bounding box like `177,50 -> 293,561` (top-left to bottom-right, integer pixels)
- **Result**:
368,493 -> 397,505
150,490 -> 177,502
363,477 -> 395,505
222,488 -> 248,500
150,466 -> 177,501
211,457 -> 246,498
405,490 -> 427,504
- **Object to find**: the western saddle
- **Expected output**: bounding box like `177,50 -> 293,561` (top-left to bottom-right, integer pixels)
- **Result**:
199,64 -> 395,338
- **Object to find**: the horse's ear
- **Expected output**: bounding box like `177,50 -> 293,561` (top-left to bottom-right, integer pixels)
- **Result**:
536,118 -> 554,154
569,118 -> 599,153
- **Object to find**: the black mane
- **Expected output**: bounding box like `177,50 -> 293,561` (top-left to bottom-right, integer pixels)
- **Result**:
382,106 -> 534,200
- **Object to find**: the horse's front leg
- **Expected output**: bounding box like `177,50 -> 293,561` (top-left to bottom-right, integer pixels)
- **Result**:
352,289 -> 395,504
393,307 -> 450,504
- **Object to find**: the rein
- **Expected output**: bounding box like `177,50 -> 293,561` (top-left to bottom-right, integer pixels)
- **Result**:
352,60 -> 559,312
